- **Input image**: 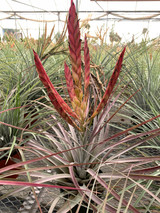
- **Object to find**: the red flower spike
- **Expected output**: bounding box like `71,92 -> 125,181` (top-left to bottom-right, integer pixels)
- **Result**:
68,0 -> 82,96
91,47 -> 126,119
84,34 -> 90,103
33,50 -> 79,128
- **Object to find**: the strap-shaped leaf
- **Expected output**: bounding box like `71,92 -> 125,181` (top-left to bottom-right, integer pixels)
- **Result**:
91,47 -> 126,119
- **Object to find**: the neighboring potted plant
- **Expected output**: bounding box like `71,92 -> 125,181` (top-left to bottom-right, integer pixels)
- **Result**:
0,88 -> 37,178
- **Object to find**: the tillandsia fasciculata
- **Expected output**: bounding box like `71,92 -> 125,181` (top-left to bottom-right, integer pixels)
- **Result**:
1,1 -> 160,213
26,0 -> 160,212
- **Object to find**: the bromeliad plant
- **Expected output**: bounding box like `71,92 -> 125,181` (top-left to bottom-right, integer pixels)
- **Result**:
2,1 -> 160,213
29,1 -> 160,212
28,1 -> 160,212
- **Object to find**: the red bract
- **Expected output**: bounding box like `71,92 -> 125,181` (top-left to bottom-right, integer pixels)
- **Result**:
33,50 -> 79,129
68,0 -> 82,100
84,34 -> 90,103
64,62 -> 78,104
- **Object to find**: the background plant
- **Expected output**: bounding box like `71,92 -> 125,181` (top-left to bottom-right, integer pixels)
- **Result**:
121,42 -> 160,154
26,1 -> 160,212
